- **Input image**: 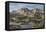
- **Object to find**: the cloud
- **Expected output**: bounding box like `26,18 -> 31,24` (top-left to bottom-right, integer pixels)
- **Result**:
9,3 -> 44,12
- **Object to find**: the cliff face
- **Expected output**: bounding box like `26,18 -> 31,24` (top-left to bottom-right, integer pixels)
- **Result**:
15,8 -> 43,17
10,8 -> 44,18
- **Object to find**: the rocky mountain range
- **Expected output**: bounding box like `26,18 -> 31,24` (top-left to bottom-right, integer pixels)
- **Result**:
10,8 -> 44,18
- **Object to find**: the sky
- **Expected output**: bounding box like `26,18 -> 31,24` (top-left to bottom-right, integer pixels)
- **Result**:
9,3 -> 44,12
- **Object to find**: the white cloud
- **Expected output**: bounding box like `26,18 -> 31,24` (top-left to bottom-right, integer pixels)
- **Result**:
9,3 -> 44,12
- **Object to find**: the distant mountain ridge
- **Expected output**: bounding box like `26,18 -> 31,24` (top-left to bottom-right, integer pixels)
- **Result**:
10,8 -> 44,17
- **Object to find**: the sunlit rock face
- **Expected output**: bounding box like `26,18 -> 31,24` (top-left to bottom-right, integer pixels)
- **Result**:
15,8 -> 33,17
